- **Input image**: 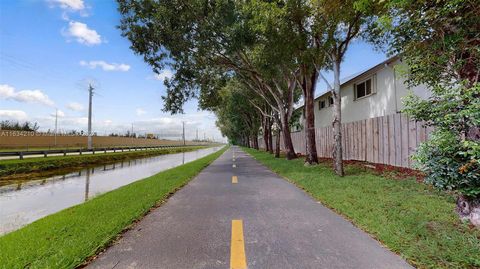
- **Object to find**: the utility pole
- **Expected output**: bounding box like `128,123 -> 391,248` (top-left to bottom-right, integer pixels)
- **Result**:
196,128 -> 198,141
131,123 -> 134,144
182,121 -> 186,145
54,108 -> 58,146
87,84 -> 94,150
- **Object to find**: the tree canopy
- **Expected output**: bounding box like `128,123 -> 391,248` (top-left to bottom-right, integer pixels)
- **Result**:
117,0 -> 480,223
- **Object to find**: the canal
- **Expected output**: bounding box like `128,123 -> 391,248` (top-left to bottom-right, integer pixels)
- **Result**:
0,146 -> 223,234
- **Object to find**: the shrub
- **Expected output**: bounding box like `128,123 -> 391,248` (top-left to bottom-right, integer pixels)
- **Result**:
404,83 -> 479,224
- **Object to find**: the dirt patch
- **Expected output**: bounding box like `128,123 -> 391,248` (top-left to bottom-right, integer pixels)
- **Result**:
317,157 -> 425,182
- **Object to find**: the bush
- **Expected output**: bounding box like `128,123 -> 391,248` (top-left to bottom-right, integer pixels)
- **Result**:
414,130 -> 479,198
404,84 -> 479,201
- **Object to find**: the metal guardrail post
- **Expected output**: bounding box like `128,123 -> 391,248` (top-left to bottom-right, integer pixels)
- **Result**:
63,150 -> 67,156
43,151 -> 47,158
19,152 -> 23,160
79,149 -> 82,155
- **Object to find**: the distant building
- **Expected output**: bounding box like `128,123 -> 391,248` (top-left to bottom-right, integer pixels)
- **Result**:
294,56 -> 430,130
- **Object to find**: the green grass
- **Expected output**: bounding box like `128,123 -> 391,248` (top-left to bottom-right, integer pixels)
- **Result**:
0,145 -> 181,152
0,146 -> 208,178
0,146 -> 227,268
243,148 -> 480,269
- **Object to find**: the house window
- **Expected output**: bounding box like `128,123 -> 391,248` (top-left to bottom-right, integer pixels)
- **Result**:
328,96 -> 334,106
355,76 -> 375,100
319,100 -> 326,110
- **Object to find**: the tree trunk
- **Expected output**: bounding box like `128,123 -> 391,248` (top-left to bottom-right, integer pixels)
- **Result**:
467,127 -> 479,141
262,116 -> 270,152
332,60 -> 344,176
456,195 -> 480,227
275,128 -> 281,158
302,67 -> 319,165
245,135 -> 251,148
280,113 -> 297,160
252,134 -> 259,150
268,118 -> 273,154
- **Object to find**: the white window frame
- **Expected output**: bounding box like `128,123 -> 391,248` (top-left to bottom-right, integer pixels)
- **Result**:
328,96 -> 334,107
319,100 -> 326,110
354,74 -> 376,101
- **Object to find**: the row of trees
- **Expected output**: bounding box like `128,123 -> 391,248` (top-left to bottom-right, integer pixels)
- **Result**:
0,120 -> 40,132
117,0 -> 479,224
118,0 -> 387,175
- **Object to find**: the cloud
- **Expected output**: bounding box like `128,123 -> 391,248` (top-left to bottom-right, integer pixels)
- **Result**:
66,102 -> 84,111
50,0 -> 85,11
80,60 -> 130,72
64,21 -> 102,45
0,84 -> 54,106
57,116 -> 88,126
119,111 -> 224,140
154,70 -> 174,81
49,0 -> 89,21
136,108 -> 147,116
0,110 -> 28,121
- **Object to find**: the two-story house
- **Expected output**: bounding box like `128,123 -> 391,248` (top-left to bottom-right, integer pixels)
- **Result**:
295,56 -> 430,129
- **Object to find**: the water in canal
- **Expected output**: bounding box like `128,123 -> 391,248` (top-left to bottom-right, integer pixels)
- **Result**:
0,146 -> 223,235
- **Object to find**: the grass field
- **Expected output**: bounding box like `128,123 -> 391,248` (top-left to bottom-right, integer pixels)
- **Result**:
0,146 -> 227,268
243,148 -> 480,269
0,146 -> 208,178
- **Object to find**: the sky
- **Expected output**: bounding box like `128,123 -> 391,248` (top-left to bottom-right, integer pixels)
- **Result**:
0,0 -> 388,142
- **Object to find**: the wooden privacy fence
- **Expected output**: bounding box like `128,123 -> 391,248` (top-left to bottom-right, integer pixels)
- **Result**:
258,113 -> 433,168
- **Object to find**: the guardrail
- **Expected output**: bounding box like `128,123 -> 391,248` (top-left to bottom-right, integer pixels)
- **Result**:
0,144 -> 209,160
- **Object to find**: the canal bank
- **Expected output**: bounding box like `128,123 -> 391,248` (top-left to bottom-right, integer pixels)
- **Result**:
0,146 -> 224,234
0,146 -> 227,268
0,145 -> 214,183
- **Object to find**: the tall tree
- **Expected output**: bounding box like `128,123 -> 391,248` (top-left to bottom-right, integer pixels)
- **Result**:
244,0 -> 322,164
118,0 -> 301,159
214,79 -> 261,147
375,0 -> 480,225
311,0 -> 385,175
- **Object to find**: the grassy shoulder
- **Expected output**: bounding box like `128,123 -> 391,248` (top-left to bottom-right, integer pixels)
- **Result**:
0,146 -> 208,178
243,148 -> 480,269
0,146 -> 227,268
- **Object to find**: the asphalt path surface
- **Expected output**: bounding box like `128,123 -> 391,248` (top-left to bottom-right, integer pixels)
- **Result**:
89,146 -> 412,269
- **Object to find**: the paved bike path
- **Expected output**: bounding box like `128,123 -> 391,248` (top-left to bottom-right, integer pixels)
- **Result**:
89,146 -> 412,269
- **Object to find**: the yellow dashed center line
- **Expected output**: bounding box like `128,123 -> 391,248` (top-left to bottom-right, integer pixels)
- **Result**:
232,176 -> 238,184
230,220 -> 247,269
